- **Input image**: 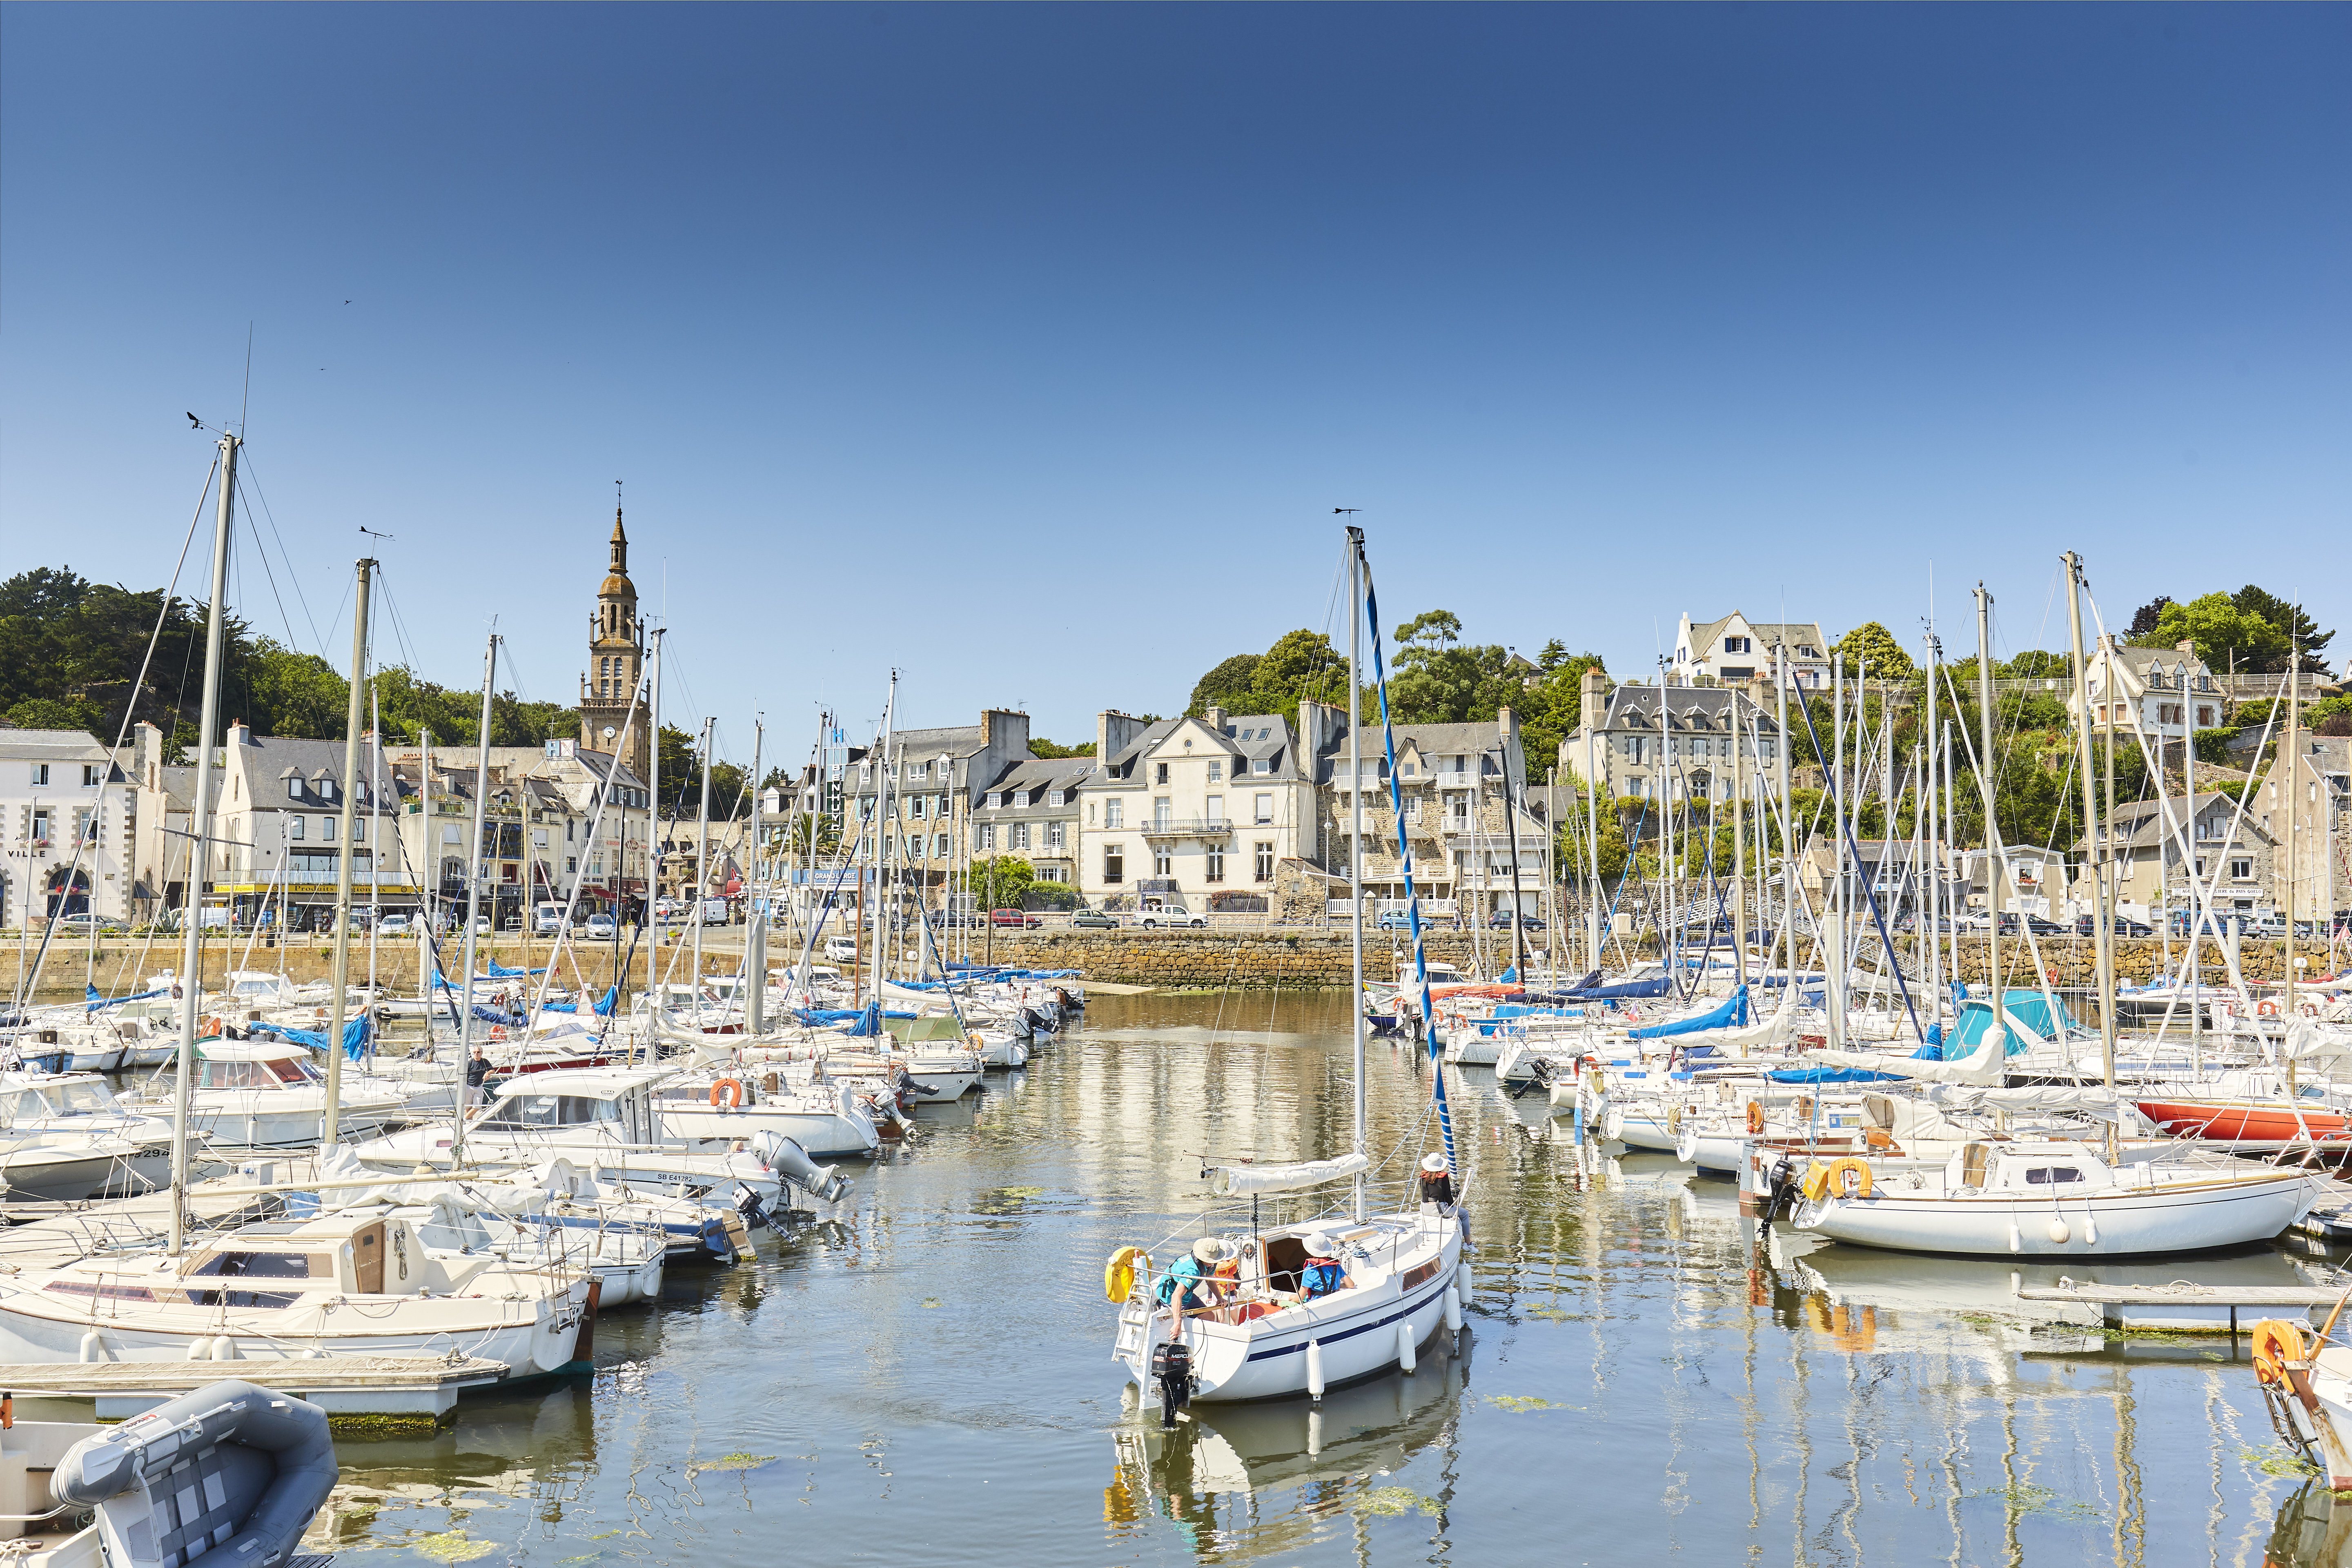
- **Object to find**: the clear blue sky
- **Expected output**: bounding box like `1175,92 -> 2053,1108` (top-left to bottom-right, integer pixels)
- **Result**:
4,4 -> 2344,767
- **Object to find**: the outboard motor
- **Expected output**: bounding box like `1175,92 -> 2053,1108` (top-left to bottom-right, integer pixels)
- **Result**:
736,1184 -> 791,1239
53,1379 -> 336,1568
1763,1156 -> 1801,1223
751,1129 -> 852,1204
1150,1339 -> 1193,1429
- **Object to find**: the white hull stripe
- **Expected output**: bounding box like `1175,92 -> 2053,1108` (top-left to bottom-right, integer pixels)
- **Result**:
1243,1280 -> 1450,1363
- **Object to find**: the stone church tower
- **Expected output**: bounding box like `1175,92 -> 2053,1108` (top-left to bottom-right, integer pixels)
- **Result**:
579,507 -> 650,784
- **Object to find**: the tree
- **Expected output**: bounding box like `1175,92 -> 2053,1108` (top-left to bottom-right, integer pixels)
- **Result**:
2000,650 -> 2070,682
964,854 -> 1036,911
1187,654 -> 1262,717
2126,596 -> 2172,639
1394,609 -> 1463,650
784,812 -> 840,856
2230,586 -> 2334,673
2132,592 -> 2287,673
1831,622 -> 1916,681
1028,738 -> 1096,758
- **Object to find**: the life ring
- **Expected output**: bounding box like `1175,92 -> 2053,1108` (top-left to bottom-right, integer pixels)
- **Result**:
1746,1101 -> 1765,1135
1105,1245 -> 1149,1303
1822,1157 -> 1873,1200
2258,999 -> 2281,1019
490,1025 -> 507,1042
2252,1318 -> 2310,1390
709,1078 -> 746,1109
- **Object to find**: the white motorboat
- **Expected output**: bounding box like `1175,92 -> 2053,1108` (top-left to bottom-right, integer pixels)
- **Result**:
1788,1140 -> 2320,1257
121,1040 -> 409,1149
650,1068 -> 884,1159
0,1072 -> 176,1193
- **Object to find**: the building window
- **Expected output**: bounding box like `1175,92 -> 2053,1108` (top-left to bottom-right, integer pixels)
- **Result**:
1044,821 -> 1065,849
321,817 -> 336,843
354,818 -> 365,844
1104,846 -> 1124,883
30,807 -> 50,844
1154,762 -> 1169,784
1205,794 -> 1223,823
1011,822 -> 1031,851
1153,797 -> 1172,829
979,824 -> 997,851
443,824 -> 462,845
288,816 -> 306,841
1724,636 -> 1750,653
80,764 -> 100,787
1153,846 -> 1172,878
1038,864 -> 1065,882
1207,760 -> 1222,782
31,764 -> 49,786
1254,793 -> 1272,824
1206,844 -> 1225,882
2197,707 -> 2215,726
1254,757 -> 1274,775
2230,858 -> 2252,880
935,833 -> 949,857
1254,842 -> 1274,882
287,778 -> 303,801
1105,799 -> 1123,829
533,828 -> 550,848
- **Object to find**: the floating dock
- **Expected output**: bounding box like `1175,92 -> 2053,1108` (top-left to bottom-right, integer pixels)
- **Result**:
2014,1277 -> 2352,1332
0,1354 -> 512,1420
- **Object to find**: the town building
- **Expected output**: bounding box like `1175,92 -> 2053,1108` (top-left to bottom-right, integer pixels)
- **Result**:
2263,735 -> 2349,927
0,728 -> 138,926
2076,792 -> 2279,924
969,756 -> 1090,890
1557,680 -> 1784,804
2075,637 -> 2226,773
577,507 -> 653,789
1672,613 -> 1831,690
129,719 -> 414,931
1076,708 -> 1318,916
386,742 -> 650,927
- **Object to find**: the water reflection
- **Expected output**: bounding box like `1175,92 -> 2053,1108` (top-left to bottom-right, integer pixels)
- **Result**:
251,989 -> 2352,1566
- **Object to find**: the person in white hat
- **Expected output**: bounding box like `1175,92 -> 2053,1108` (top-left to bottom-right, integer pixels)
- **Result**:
1157,1236 -> 1231,1320
1296,1232 -> 1351,1301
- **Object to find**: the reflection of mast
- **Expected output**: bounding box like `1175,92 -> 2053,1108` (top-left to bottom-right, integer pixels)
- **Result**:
2114,1371 -> 2145,1566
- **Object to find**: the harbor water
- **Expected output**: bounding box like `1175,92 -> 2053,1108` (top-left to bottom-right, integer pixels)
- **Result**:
282,991 -> 2351,1566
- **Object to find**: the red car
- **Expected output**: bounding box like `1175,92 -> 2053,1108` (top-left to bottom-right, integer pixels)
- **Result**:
990,907 -> 1042,929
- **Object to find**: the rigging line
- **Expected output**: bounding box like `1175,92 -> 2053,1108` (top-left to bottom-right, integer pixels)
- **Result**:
234,455 -> 327,656
233,489 -> 301,655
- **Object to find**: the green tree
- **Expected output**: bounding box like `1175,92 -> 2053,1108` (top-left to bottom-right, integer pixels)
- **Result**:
2001,650 -> 2070,682
2131,592 -> 2287,673
964,854 -> 1036,911
244,638 -> 348,738
1832,622 -> 1916,680
2230,585 -> 2334,673
784,812 -> 840,856
1028,738 -> 1096,759
1187,654 -> 1263,717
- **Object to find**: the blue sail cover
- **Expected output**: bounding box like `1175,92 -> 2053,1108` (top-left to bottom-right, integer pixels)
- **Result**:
250,1015 -> 372,1060
1768,1063 -> 1904,1085
541,985 -> 619,1016
1943,991 -> 2080,1056
1568,975 -> 1675,1001
485,960 -> 547,978
1628,985 -> 1750,1040
85,985 -> 168,1011
472,1003 -> 526,1028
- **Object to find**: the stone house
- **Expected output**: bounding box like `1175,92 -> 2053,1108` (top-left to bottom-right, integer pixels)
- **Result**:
2263,735 -> 2349,924
1076,708 -> 1316,915
2076,791 -> 2278,923
1673,612 -> 1830,690
1558,681 -> 1784,806
2074,636 -> 2227,773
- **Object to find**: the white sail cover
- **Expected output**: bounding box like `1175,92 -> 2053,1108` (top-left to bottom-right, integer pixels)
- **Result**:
1209,1151 -> 1371,1196
1803,1028 -> 2011,1087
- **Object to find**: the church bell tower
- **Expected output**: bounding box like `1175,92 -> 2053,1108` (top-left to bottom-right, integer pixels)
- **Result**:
579,506 -> 650,785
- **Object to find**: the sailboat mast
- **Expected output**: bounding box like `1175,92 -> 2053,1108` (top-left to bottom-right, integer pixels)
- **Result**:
1586,680 -> 1603,973
2062,554 -> 2116,1093
644,628 -> 664,1031
323,556 -> 374,1148
1347,527 -> 1367,1224
452,631 -> 498,1166
746,719 -> 765,1036
694,716 -> 713,1002
1975,584 -> 2003,1055
168,430 -> 239,1258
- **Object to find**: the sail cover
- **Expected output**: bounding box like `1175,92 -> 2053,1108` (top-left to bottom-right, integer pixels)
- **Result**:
1209,1151 -> 1370,1197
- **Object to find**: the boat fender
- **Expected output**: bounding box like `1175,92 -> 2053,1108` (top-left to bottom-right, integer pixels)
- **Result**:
1601,1107 -> 1625,1144
2007,1219 -> 2023,1254
186,1337 -> 214,1362
1306,1339 -> 1326,1401
2082,1210 -> 2098,1246
1666,1103 -> 1684,1135
1444,1285 -> 1463,1336
1676,1129 -> 1699,1165
2045,1217 -> 2071,1244
1822,1158 -> 1873,1200
77,1331 -> 109,1365
709,1078 -> 746,1110
1105,1246 -> 1149,1303
1454,1265 -> 1472,1311
1746,1101 -> 1765,1135
1396,1321 -> 1417,1374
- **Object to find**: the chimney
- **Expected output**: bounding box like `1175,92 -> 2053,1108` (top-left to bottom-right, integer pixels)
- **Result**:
1204,706 -> 1226,733
1580,666 -> 1607,737
2177,640 -> 2196,657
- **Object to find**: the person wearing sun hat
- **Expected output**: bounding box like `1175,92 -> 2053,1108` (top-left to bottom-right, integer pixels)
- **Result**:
1297,1232 -> 1351,1301
1155,1236 -> 1231,1318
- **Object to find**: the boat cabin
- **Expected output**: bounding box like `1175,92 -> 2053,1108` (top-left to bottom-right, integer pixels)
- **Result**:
189,1042 -> 326,1091
0,1073 -> 127,1121
166,1210 -> 494,1301
1946,1142 -> 2113,1195
475,1065 -> 663,1145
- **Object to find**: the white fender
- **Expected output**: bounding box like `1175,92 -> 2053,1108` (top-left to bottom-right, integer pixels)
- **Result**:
1306,1339 -> 1326,1401
2045,1217 -> 2071,1245
1454,1264 -> 1472,1310
2007,1219 -> 2023,1254
2082,1207 -> 2098,1246
212,1336 -> 241,1360
1675,1129 -> 1699,1164
1444,1286 -> 1463,1336
185,1336 -> 214,1361
1601,1106 -> 1625,1143
78,1331 -> 109,1364
1397,1321 -> 1417,1374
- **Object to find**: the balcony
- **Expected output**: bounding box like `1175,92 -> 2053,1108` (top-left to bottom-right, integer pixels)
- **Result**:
1141,817 -> 1237,838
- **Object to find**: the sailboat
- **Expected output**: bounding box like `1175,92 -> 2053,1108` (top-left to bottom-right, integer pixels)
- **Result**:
1105,526 -> 1466,1420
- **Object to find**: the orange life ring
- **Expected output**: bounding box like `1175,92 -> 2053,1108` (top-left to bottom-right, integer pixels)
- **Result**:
2252,1318 -> 2309,1390
490,1025 -> 507,1042
1822,1157 -> 1874,1200
1746,1101 -> 1765,1135
2258,999 -> 2281,1019
710,1078 -> 746,1109
198,1015 -> 224,1039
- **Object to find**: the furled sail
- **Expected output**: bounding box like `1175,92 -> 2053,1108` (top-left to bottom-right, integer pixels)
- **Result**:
1208,1151 -> 1371,1197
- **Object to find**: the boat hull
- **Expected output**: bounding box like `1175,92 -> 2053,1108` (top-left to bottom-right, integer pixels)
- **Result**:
2135,1099 -> 2351,1142
1795,1172 -> 2317,1257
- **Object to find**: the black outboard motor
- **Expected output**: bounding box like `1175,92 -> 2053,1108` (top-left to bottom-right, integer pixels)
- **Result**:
1151,1340 -> 1193,1429
1763,1157 -> 1801,1222
737,1184 -> 792,1239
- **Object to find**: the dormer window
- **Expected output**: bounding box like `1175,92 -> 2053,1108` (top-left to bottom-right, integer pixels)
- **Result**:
288,779 -> 302,801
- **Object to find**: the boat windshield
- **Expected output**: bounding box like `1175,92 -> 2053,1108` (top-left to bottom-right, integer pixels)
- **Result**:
416,1213 -> 495,1252
268,1056 -> 319,1084
478,1094 -> 622,1130
20,1081 -> 117,1116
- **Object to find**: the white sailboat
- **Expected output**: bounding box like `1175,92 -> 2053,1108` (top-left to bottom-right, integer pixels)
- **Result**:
1105,526 -> 1466,1420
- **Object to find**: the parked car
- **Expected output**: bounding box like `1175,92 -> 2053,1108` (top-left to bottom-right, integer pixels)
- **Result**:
49,914 -> 122,937
824,933 -> 861,962
990,908 -> 1042,929
1376,910 -> 1415,931
584,913 -> 618,939
1068,909 -> 1119,930
2023,917 -> 2070,936
1135,907 -> 1205,929
2075,915 -> 2153,938
378,913 -> 414,937
1488,912 -> 1546,931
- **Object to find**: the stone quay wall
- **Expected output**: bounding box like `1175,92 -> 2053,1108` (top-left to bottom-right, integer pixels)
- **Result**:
9,930 -> 2328,999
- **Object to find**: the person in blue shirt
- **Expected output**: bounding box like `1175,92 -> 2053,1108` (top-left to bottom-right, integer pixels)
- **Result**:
1297,1233 -> 1352,1301
1156,1238 -> 1231,1316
